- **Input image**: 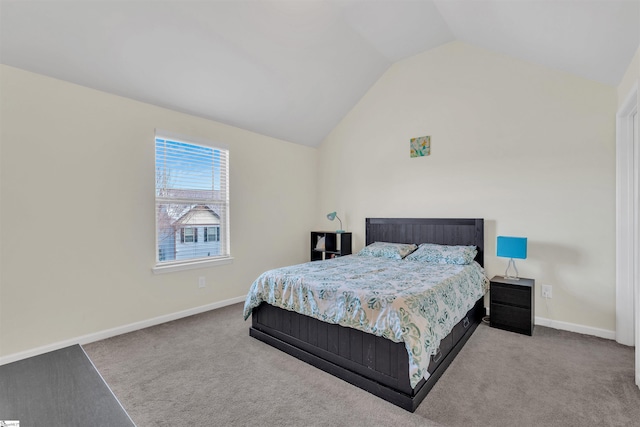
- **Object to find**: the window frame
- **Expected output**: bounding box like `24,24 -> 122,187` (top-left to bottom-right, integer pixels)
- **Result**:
152,130 -> 232,274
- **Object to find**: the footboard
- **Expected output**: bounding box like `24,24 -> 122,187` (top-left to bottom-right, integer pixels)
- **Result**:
250,298 -> 484,411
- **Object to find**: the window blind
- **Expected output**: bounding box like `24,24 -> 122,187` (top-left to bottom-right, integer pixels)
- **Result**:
155,130 -> 230,264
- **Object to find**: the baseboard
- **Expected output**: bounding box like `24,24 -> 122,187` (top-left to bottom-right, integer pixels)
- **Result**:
534,316 -> 616,340
485,308 -> 616,340
0,295 -> 246,366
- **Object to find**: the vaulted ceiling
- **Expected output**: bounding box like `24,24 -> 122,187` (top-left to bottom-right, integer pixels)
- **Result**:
1,1 -> 638,147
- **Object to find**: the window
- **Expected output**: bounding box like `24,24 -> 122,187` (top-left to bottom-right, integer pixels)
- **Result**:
154,130 -> 230,271
205,226 -> 220,242
181,227 -> 197,243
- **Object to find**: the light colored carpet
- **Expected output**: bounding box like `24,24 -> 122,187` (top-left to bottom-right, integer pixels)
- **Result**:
83,303 -> 640,427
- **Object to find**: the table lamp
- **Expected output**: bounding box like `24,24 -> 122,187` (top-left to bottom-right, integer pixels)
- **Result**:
497,236 -> 527,280
326,212 -> 345,233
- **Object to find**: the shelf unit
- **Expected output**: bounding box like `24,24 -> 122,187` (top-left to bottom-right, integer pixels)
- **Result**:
310,231 -> 352,261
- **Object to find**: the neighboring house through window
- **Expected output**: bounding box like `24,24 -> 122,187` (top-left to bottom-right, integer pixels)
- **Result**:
155,130 -> 230,270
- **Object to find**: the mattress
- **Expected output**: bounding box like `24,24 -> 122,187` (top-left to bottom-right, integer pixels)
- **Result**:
243,254 -> 489,387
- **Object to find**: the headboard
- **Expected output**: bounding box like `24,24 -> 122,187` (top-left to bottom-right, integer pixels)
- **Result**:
365,218 -> 484,266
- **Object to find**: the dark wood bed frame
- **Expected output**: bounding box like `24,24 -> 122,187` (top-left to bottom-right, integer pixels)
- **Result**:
249,218 -> 485,412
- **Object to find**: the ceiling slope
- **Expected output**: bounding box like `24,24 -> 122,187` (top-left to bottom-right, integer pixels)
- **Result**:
1,1 -> 638,147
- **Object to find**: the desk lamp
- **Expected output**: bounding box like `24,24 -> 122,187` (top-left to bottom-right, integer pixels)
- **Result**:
326,212 -> 345,233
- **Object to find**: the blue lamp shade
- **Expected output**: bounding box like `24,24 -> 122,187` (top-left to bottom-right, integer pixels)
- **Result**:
497,236 -> 527,259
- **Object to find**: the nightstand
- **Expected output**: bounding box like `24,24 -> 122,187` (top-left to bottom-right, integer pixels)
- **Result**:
489,275 -> 535,336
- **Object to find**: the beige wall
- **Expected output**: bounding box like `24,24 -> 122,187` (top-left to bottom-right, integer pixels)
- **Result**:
317,42 -> 617,332
617,45 -> 640,109
0,65 -> 317,357
0,40 -> 628,357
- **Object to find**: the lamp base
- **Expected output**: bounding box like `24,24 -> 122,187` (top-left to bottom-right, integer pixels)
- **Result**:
504,258 -> 520,280
336,230 -> 345,234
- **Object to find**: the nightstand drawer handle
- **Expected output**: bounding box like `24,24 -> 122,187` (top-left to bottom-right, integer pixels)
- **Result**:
432,348 -> 442,363
463,317 -> 470,328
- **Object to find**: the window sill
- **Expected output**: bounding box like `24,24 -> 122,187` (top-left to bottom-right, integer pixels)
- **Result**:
152,256 -> 234,274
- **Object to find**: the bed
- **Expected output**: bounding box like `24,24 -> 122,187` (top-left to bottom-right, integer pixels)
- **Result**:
244,218 -> 487,412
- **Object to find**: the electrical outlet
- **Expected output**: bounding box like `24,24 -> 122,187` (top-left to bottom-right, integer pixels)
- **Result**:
542,285 -> 552,299
198,276 -> 206,288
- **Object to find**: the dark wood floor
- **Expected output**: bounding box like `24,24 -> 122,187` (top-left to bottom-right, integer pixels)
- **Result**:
0,345 -> 134,427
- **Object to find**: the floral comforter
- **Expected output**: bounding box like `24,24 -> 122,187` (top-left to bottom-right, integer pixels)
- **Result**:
243,255 -> 489,388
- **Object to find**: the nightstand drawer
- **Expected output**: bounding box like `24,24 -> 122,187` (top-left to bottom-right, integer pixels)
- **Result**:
491,283 -> 531,308
489,276 -> 534,336
490,303 -> 533,335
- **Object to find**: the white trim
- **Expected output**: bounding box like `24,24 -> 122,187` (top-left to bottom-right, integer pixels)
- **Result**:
155,128 -> 229,150
534,316 -> 616,341
486,307 -> 616,340
0,295 -> 246,366
635,106 -> 640,389
615,81 -> 637,346
152,256 -> 234,274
